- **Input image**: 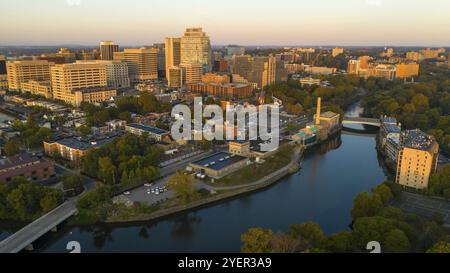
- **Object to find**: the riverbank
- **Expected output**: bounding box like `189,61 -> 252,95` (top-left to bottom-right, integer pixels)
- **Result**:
103,146 -> 303,224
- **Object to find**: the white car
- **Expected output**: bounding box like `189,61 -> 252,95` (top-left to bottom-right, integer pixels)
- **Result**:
123,191 -> 131,195
144,183 -> 152,187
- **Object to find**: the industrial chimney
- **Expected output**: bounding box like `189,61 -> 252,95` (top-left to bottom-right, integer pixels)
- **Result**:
315,97 -> 321,126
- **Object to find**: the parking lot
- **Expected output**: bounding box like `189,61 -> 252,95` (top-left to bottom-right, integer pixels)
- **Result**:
122,176 -> 175,206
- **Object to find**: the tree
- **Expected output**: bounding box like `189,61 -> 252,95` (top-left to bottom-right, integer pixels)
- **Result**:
371,184 -> 393,205
351,192 -> 383,220
98,157 -> 117,184
4,140 -> 20,156
426,241 -> 450,253
288,222 -> 326,249
167,171 -> 199,202
352,216 -> 396,250
241,227 -> 273,253
40,191 -> 62,213
270,233 -> 300,253
327,231 -> 354,253
384,229 -> 411,253
62,175 -> 84,196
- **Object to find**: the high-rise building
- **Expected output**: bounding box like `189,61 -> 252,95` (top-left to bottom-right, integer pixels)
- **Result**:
168,67 -> 183,88
77,60 -> 130,88
396,130 -> 439,190
51,62 -> 116,106
347,60 -> 360,74
6,60 -> 54,91
165,37 -> 181,82
114,48 -> 158,82
0,55 -> 6,75
100,41 -> 119,60
180,27 -> 212,72
0,55 -> 6,90
332,48 -> 344,57
152,43 -> 166,79
180,63 -> 202,84
231,55 -> 253,80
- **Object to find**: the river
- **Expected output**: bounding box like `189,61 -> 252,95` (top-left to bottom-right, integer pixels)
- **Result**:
0,103 -> 388,252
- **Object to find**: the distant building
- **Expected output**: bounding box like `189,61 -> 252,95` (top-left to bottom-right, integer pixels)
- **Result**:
332,47 -> 344,57
165,37 -> 181,83
0,153 -> 55,183
77,60 -> 130,88
125,123 -> 169,142
395,63 -> 419,79
168,66 -> 183,88
305,66 -> 337,75
186,82 -> 253,98
50,62 -> 117,106
181,27 -> 212,72
395,130 -> 439,190
406,51 -> 420,62
114,47 -> 159,82
202,73 -> 230,84
419,48 -> 440,60
226,46 -> 245,57
6,60 -> 54,91
213,59 -> 228,73
100,41 -> 119,60
180,63 -> 202,84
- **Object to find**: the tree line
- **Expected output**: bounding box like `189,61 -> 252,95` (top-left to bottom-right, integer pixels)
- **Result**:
240,182 -> 450,253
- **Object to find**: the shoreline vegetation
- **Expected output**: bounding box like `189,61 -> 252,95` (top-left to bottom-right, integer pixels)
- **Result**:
69,144 -> 303,225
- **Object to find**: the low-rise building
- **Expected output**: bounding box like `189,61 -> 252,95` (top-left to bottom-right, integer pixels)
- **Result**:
0,153 -> 55,183
125,123 -> 169,142
229,140 -> 251,157
189,151 -> 250,179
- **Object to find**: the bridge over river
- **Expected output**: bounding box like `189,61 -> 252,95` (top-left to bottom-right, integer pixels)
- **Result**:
342,116 -> 381,127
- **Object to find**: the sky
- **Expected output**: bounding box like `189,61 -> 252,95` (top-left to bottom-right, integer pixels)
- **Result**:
1,0 -> 449,46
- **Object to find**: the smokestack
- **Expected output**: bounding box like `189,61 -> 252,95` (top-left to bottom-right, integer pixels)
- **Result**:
315,97 -> 321,126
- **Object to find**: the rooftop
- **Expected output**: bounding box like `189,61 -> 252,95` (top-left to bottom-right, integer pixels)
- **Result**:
0,153 -> 41,171
321,111 -> 339,119
382,117 -> 397,124
191,152 -> 247,171
402,129 -> 436,151
127,123 -> 168,136
382,124 -> 401,134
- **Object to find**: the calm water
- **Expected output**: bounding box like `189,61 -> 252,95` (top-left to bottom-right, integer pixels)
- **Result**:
33,104 -> 387,253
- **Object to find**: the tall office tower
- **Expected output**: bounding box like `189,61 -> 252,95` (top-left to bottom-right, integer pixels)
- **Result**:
250,56 -> 269,89
0,55 -> 7,90
153,43 -> 166,79
114,48 -> 159,82
168,67 -> 183,88
262,56 -> 276,88
180,63 -> 202,84
180,27 -> 212,72
6,60 -> 54,91
165,37 -> 181,82
396,130 -> 439,190
51,62 -> 116,106
231,55 -> 253,81
0,55 -> 6,75
226,46 -> 245,58
100,41 -> 119,60
332,48 -> 344,57
78,60 -> 130,88
275,59 -> 288,82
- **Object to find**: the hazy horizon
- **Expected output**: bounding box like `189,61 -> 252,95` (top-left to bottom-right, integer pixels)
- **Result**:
1,0 -> 450,47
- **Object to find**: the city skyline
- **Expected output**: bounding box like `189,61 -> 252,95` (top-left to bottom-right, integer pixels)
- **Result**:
2,0 -> 450,47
